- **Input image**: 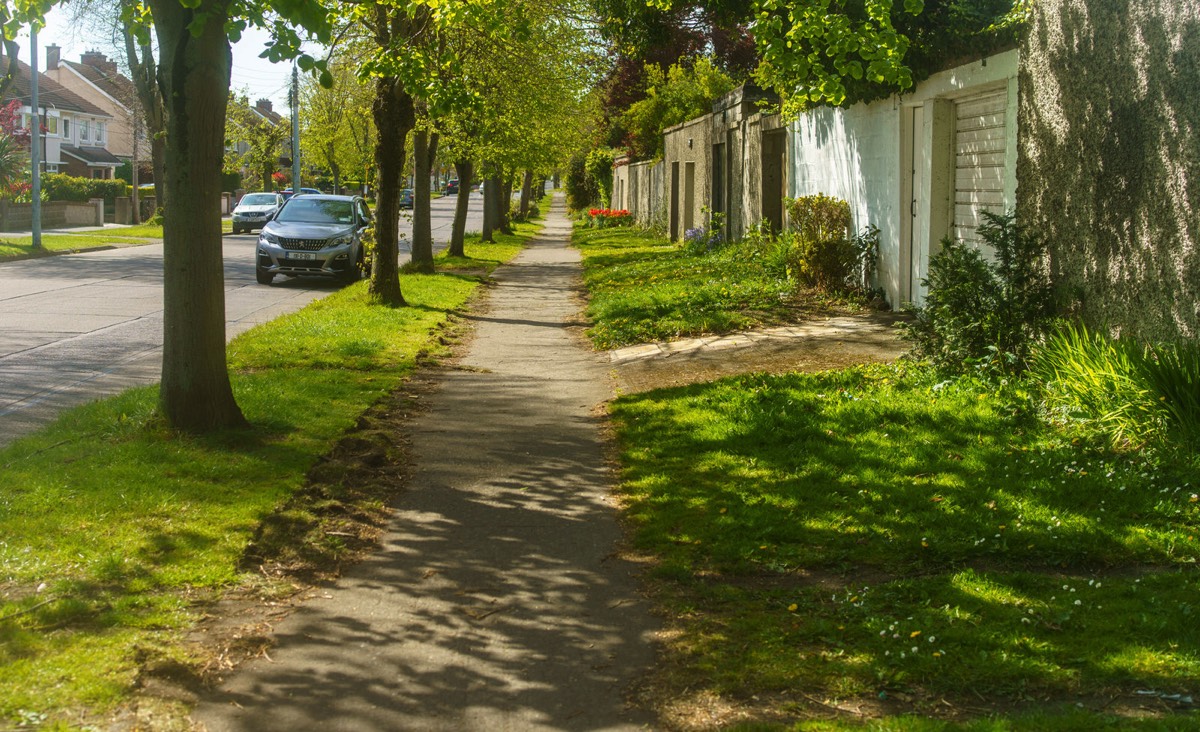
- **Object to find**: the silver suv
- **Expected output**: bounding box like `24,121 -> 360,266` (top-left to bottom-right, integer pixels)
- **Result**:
255,195 -> 372,285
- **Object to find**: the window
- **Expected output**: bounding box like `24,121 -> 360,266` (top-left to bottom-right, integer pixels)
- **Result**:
61,118 -> 70,139
80,120 -> 90,142
96,122 -> 106,144
44,117 -> 58,136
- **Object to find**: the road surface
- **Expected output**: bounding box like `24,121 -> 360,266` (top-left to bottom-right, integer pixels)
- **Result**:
0,192 -> 484,447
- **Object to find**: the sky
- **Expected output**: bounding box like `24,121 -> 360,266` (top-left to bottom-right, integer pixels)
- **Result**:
18,6 -> 301,110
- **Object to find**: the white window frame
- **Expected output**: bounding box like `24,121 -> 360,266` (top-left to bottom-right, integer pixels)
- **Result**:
80,119 -> 90,142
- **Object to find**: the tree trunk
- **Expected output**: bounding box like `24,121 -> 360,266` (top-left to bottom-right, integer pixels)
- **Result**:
150,0 -> 245,432
519,169 -> 533,219
499,170 -> 514,234
449,158 -> 472,257
409,128 -> 436,273
369,66 -> 413,304
481,164 -> 495,243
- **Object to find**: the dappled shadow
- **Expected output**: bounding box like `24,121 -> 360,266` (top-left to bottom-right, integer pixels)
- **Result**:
1018,2 -> 1200,340
194,196 -> 656,730
610,368 -> 1200,707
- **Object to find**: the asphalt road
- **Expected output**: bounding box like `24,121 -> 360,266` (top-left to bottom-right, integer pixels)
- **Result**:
0,192 -> 484,447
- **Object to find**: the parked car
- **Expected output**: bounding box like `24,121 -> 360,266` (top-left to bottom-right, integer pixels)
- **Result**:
255,195 -> 373,285
280,187 -> 322,200
231,192 -> 284,234
445,179 -> 459,194
400,188 -> 414,209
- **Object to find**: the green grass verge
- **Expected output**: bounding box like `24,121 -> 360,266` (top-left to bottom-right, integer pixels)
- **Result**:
610,364 -> 1200,728
0,222 -> 239,260
0,228 -> 534,724
574,225 -> 800,349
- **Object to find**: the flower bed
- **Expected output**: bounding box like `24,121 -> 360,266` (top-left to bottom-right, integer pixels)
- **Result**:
585,207 -> 632,228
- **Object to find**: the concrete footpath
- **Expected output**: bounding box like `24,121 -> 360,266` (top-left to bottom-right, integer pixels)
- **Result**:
194,196 -> 658,731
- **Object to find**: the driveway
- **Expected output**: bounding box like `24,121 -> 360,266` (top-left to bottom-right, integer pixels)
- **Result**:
0,193 -> 485,447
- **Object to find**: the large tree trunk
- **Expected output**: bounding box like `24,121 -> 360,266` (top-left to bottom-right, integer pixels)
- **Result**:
150,0 -> 245,431
499,170 -> 514,234
519,169 -> 533,219
449,158 -> 473,258
409,128 -> 437,273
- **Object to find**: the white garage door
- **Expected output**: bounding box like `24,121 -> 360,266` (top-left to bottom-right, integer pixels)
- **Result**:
953,90 -> 1008,247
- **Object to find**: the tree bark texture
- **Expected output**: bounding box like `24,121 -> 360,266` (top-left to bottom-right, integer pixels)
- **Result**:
150,0 -> 246,431
481,165 -> 496,243
519,169 -> 533,218
449,159 -> 473,257
499,170 -> 514,234
409,128 -> 437,273
368,6 -> 416,305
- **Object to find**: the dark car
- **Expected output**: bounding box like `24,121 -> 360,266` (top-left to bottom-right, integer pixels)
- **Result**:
231,192 -> 284,234
280,187 -> 322,200
445,179 -> 459,194
400,188 -> 414,209
255,195 -> 372,285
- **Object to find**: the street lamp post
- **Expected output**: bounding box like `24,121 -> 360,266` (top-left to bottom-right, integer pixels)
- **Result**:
30,26 -> 42,250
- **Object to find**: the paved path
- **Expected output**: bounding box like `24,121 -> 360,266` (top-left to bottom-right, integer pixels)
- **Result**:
195,195 -> 657,731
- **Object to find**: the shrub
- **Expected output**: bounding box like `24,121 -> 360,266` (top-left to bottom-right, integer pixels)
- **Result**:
903,211 -> 1054,375
783,194 -> 878,293
584,148 -> 615,208
40,173 -> 129,204
1033,323 -> 1200,448
565,152 -> 597,211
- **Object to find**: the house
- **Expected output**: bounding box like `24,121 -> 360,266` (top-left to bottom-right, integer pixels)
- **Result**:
42,46 -> 146,165
226,97 -> 292,189
8,58 -> 120,178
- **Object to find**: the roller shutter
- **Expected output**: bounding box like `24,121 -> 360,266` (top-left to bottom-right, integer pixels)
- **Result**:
953,90 -> 1008,246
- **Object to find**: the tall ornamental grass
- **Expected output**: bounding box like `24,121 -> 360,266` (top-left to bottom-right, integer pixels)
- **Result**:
1034,322 -> 1200,447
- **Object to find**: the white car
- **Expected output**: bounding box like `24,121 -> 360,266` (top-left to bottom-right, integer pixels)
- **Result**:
232,192 -> 285,234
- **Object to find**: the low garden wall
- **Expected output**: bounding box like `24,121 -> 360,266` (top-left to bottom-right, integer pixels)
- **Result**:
0,200 -> 104,231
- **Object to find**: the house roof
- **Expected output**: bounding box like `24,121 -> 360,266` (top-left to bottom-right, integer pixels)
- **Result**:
6,60 -> 112,118
61,144 -> 122,166
61,59 -> 136,107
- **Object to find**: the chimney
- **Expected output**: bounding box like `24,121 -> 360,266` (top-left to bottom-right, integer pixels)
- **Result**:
80,50 -> 118,76
255,98 -> 273,114
45,44 -> 60,70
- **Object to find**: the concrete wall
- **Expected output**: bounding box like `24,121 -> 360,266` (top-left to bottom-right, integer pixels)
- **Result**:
1018,0 -> 1199,340
788,50 -> 1019,307
663,115 -> 711,240
0,200 -> 103,230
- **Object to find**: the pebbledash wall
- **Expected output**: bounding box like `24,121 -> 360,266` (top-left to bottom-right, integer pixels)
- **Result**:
1018,0 -> 1199,341
788,50 -> 1019,308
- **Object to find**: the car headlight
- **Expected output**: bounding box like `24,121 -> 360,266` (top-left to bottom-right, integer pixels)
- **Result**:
260,231 -> 278,245
331,234 -> 353,247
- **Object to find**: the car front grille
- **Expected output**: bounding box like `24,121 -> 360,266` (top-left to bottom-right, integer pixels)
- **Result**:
280,238 -> 328,251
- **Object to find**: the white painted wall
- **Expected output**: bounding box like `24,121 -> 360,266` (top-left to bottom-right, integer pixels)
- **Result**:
788,50 -> 1020,307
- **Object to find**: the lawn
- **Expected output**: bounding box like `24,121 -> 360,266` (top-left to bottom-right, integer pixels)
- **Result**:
0,221 -> 234,260
609,364 -> 1200,729
574,225 -> 805,349
0,228 -> 535,726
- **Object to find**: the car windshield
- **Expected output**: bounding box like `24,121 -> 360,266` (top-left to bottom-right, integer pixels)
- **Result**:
276,199 -> 354,225
240,194 -> 276,206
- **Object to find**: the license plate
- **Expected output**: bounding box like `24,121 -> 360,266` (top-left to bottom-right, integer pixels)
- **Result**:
287,252 -> 319,261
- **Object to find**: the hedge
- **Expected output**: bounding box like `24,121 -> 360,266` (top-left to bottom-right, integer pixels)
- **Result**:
41,174 -> 130,204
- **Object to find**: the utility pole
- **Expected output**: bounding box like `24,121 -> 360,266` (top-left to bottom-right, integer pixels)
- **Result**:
30,26 -> 42,250
291,63 -> 301,192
